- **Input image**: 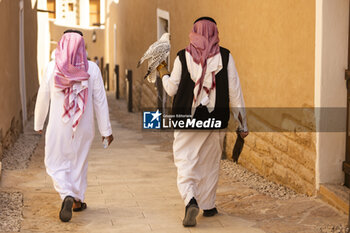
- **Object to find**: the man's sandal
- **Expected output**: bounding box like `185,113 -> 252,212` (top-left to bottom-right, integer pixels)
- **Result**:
73,200 -> 87,212
59,196 -> 74,222
203,207 -> 218,217
183,198 -> 199,227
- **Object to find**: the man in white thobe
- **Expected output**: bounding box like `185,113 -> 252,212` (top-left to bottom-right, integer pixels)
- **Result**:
157,17 -> 248,227
34,30 -> 113,222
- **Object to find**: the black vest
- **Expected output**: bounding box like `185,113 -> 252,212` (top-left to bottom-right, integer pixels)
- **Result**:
172,47 -> 230,129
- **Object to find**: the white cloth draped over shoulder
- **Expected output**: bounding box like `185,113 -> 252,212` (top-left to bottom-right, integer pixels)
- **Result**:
34,60 -> 112,201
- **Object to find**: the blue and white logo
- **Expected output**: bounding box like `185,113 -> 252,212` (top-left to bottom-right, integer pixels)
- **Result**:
143,110 -> 162,129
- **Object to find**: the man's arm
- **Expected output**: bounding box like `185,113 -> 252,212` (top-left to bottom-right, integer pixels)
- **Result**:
227,53 -> 248,136
34,64 -> 52,133
92,64 -> 113,144
160,56 -> 182,97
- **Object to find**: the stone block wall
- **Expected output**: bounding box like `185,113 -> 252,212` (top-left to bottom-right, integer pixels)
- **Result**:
225,111 -> 316,196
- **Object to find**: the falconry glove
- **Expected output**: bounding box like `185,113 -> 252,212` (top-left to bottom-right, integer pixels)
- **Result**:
157,61 -> 170,78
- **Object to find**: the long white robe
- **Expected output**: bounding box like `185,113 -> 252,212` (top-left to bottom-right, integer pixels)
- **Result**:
163,51 -> 247,209
34,60 -> 112,201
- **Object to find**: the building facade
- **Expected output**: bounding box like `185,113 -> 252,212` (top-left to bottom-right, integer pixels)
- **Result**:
104,0 -> 349,197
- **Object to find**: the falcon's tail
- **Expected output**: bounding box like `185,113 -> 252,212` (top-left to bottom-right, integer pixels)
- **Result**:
137,54 -> 148,68
137,60 -> 142,68
143,69 -> 151,79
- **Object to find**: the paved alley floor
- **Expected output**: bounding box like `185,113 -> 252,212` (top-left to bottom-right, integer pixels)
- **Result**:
0,95 -> 347,233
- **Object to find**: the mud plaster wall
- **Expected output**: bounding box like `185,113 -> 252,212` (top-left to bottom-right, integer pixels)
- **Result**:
0,0 -> 39,160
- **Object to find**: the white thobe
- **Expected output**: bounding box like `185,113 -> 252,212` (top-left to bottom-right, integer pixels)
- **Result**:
34,61 -> 112,201
163,51 -> 247,209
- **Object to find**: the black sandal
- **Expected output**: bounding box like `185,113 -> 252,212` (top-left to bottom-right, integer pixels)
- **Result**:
183,198 -> 199,227
203,207 -> 218,217
59,196 -> 74,222
73,200 -> 87,212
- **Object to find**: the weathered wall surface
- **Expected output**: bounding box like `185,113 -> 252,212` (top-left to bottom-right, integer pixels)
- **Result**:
0,0 -> 39,160
226,115 -> 316,195
0,0 -> 22,154
25,0 -> 40,118
107,0 -> 316,195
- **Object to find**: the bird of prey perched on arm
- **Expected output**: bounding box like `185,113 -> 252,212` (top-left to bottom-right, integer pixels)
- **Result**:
137,33 -> 171,83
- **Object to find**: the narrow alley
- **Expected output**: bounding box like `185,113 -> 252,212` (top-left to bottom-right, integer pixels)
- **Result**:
1,0 -> 350,233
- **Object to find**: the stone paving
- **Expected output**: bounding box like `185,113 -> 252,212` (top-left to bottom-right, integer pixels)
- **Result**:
0,95 -> 348,233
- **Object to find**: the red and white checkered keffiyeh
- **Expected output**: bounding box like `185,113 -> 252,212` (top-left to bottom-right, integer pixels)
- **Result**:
54,33 -> 90,132
186,19 -> 220,106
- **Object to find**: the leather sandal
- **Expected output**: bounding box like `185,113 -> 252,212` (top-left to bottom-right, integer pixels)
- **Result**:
59,196 -> 74,222
73,200 -> 87,212
183,197 -> 199,227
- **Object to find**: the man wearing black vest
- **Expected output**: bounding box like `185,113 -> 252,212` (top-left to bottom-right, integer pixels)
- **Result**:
157,17 -> 248,227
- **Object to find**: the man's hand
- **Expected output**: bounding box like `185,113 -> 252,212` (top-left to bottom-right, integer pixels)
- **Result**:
36,130 -> 43,135
239,131 -> 249,139
156,61 -> 170,78
102,134 -> 114,146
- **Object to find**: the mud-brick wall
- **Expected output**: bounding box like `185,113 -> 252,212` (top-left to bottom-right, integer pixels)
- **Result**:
0,0 -> 39,161
225,109 -> 316,196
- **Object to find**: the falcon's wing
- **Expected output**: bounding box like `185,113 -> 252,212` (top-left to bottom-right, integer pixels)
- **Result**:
143,45 -> 170,80
137,41 -> 169,68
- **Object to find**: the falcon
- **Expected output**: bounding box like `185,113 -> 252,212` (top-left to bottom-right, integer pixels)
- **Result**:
137,33 -> 171,83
